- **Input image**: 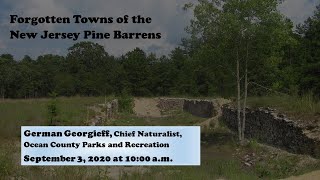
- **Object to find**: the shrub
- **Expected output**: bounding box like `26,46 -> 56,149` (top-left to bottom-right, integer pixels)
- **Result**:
118,95 -> 134,113
47,92 -> 58,125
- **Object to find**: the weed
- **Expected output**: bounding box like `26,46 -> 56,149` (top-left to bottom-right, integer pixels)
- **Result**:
47,92 -> 58,125
118,95 -> 134,113
255,155 -> 300,179
247,139 -> 260,151
0,149 -> 13,178
246,94 -> 320,121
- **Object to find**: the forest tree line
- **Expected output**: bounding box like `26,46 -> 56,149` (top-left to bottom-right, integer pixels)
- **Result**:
0,1 -> 319,99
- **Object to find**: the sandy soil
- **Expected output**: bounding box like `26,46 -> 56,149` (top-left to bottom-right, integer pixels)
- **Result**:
197,98 -> 231,129
283,170 -> 320,180
133,98 -> 162,118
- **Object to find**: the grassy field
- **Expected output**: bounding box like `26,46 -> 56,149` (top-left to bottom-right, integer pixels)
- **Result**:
1,96 -> 320,179
109,111 -> 207,126
0,97 -> 108,137
246,94 -> 320,121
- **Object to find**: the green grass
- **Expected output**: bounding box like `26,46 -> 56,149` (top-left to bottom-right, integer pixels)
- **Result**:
247,139 -> 260,151
109,110 -> 207,126
246,94 -> 320,120
124,160 -> 257,180
0,142 -> 14,178
255,155 -> 300,179
0,97 -> 108,137
118,95 -> 134,113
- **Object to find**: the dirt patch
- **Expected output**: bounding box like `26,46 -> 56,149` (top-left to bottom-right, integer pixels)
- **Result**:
283,170 -> 320,180
196,98 -> 231,130
86,99 -> 118,126
132,97 -> 232,132
133,98 -> 162,118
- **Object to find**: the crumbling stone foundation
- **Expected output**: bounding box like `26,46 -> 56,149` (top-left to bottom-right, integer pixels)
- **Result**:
157,98 -> 216,118
222,105 -> 320,158
89,99 -> 118,126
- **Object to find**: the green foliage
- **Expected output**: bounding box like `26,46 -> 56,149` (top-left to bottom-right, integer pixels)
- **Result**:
118,95 -> 134,113
0,2 -> 318,100
121,48 -> 152,96
295,5 -> 320,97
47,92 -> 58,125
246,93 -> 320,119
184,0 -> 295,97
255,156 -> 300,179
247,139 -> 260,151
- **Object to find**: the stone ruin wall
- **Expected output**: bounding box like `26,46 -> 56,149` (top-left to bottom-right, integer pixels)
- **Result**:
157,98 -> 216,118
222,105 -> 320,158
89,99 -> 118,126
89,97 -> 320,158
183,99 -> 216,118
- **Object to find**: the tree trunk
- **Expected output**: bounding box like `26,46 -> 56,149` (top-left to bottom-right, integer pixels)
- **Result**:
1,88 -> 4,100
242,42 -> 249,141
236,47 -> 242,142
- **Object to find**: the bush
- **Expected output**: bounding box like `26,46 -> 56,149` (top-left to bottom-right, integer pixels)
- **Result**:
118,95 -> 134,113
47,92 -> 58,125
247,139 -> 260,151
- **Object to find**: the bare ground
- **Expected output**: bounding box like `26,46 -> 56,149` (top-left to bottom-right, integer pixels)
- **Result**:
133,98 -> 162,118
196,98 -> 231,129
133,97 -> 231,129
283,170 -> 320,180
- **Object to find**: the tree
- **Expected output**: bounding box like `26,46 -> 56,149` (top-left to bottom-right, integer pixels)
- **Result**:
0,54 -> 14,61
297,4 -> 320,97
0,56 -> 16,99
185,0 -> 293,143
36,54 -> 64,97
66,41 -> 111,96
121,48 -> 152,96
47,92 -> 58,125
16,55 -> 41,98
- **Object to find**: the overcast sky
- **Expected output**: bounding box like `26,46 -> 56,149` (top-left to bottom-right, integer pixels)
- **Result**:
0,0 -> 319,60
